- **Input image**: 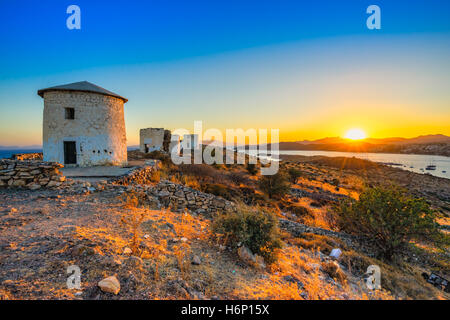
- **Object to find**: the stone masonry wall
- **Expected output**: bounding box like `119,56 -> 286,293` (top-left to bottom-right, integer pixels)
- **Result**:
113,165 -> 157,186
150,180 -> 236,215
42,91 -> 127,166
139,128 -> 165,153
279,218 -> 358,247
113,163 -> 236,215
0,160 -> 65,190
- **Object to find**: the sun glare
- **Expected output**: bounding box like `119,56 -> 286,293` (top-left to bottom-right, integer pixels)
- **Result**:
344,128 -> 367,140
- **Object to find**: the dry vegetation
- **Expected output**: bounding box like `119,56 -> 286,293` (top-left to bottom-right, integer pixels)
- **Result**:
1,151 -> 449,300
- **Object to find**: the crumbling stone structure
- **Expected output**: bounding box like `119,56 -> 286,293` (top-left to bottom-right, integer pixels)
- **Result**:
151,180 -> 236,215
0,160 -> 65,189
140,128 -> 172,153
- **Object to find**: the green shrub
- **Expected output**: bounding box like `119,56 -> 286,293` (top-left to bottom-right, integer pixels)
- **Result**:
287,168 -> 302,184
212,208 -> 283,264
258,172 -> 290,199
337,186 -> 442,261
204,183 -> 236,200
330,178 -> 340,187
228,171 -> 250,186
144,150 -> 172,166
246,163 -> 258,175
287,204 -> 311,217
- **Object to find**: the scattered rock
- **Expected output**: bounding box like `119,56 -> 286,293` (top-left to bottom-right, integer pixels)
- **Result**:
329,248 -> 342,260
98,276 -> 121,295
238,246 -> 254,265
71,244 -> 96,256
123,247 -> 132,255
282,275 -> 304,288
237,246 -> 266,269
192,255 -> 201,265
123,256 -> 143,269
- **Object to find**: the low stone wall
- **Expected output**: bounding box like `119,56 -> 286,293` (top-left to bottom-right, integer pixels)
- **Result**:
113,166 -> 155,185
290,187 -> 349,204
11,153 -> 43,161
150,180 -> 236,215
279,218 -> 358,247
113,161 -> 162,185
0,160 -> 65,190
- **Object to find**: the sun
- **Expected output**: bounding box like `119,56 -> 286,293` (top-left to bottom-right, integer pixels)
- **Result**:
344,128 -> 367,140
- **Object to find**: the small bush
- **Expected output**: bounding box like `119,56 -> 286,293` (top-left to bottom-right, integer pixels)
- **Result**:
144,150 -> 172,166
212,208 -> 283,264
119,190 -> 148,208
337,186 -> 442,261
149,170 -> 161,183
330,178 -> 340,187
287,168 -> 302,184
228,171 -> 251,186
286,204 -> 311,217
321,261 -> 347,284
288,233 -> 339,255
239,187 -> 267,205
258,172 -> 290,199
179,164 -> 226,184
246,163 -> 258,175
204,183 -> 236,200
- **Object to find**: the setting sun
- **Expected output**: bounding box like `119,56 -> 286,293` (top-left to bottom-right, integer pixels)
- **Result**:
344,128 -> 367,140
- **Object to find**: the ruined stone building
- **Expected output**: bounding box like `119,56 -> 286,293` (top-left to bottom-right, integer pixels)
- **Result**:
38,81 -> 128,167
140,128 -> 172,153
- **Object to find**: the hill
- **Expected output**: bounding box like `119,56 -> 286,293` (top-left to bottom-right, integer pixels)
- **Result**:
274,134 -> 450,157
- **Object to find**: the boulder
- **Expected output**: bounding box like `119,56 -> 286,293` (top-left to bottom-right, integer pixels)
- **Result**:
329,248 -> 342,260
237,246 -> 266,269
98,276 -> 121,295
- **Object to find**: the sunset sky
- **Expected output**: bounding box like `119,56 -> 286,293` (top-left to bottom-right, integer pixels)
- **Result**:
0,0 -> 449,146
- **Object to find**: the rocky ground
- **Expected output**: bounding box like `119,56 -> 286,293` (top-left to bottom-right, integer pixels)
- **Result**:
0,154 -> 449,300
0,187 -> 386,300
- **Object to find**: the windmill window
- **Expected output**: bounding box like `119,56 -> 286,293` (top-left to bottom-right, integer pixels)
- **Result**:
65,108 -> 75,120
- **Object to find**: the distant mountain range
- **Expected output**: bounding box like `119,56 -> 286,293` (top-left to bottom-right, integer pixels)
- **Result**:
2,135 -> 450,157
294,134 -> 450,146
0,145 -> 42,150
275,134 -> 450,157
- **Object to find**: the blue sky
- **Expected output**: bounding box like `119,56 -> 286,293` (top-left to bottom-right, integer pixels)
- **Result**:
1,0 -> 449,145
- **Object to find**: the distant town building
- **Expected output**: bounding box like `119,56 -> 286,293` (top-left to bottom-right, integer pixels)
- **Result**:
38,81 -> 128,167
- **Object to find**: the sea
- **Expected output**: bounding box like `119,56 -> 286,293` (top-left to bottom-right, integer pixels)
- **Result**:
0,149 -> 42,160
1,148 -> 449,180
257,150 -> 450,180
